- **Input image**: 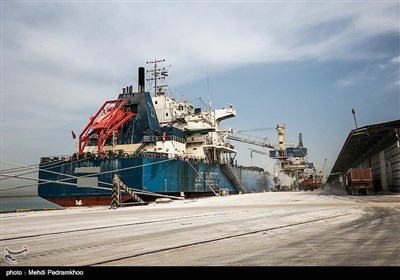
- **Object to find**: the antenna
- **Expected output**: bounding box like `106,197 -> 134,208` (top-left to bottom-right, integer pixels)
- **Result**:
298,133 -> 303,148
146,59 -> 169,96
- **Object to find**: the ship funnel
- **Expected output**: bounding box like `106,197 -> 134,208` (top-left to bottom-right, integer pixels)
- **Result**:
138,67 -> 145,93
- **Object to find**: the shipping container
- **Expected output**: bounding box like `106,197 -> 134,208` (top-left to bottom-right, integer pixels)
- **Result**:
346,168 -> 373,195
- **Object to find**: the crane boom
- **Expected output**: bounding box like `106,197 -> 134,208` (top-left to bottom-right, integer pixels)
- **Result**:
317,158 -> 327,184
78,99 -> 136,155
249,148 -> 269,158
227,132 -> 275,149
237,127 -> 275,133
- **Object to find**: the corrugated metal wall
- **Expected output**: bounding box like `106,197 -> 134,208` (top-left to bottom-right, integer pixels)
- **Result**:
370,153 -> 382,191
385,143 -> 400,191
365,143 -> 400,192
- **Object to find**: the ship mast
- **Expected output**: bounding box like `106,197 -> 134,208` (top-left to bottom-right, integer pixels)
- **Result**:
146,58 -> 169,96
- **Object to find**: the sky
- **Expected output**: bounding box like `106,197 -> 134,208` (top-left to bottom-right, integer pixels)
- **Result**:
1,1 -> 399,196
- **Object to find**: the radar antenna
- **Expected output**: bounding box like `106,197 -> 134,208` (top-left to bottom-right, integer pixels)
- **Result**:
146,59 -> 170,96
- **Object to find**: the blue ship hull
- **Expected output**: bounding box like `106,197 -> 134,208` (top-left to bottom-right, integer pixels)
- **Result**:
38,156 -> 274,206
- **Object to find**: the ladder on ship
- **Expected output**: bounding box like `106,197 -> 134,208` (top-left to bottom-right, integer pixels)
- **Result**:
220,163 -> 247,194
134,139 -> 147,155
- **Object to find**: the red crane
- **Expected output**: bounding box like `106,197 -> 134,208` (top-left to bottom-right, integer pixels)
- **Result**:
78,99 -> 136,155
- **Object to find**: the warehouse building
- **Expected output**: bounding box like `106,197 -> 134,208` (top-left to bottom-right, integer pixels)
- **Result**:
328,119 -> 400,193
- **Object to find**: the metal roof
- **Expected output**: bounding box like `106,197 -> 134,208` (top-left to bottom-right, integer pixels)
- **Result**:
329,119 -> 400,176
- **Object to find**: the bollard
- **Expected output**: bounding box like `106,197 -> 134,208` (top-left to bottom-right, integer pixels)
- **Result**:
110,175 -> 121,209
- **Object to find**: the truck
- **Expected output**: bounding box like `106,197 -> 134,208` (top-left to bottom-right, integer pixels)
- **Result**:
345,168 -> 374,195
298,176 -> 318,191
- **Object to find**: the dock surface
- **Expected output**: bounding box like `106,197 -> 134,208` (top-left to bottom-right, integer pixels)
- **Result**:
1,189 -> 399,266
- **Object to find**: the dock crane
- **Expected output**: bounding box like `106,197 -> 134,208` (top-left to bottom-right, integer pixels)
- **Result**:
227,126 -> 315,192
316,158 -> 327,185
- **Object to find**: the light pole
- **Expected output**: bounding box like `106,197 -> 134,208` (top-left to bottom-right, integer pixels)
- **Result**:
352,108 -> 358,129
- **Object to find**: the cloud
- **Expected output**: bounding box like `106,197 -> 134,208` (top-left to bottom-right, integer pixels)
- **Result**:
336,69 -> 368,88
3,3 -> 398,99
3,2 -> 399,84
336,78 -> 354,88
391,56 -> 400,64
336,55 -> 400,91
2,1 -> 399,166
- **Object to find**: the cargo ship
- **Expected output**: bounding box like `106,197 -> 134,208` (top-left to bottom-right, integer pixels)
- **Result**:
38,60 -> 275,206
